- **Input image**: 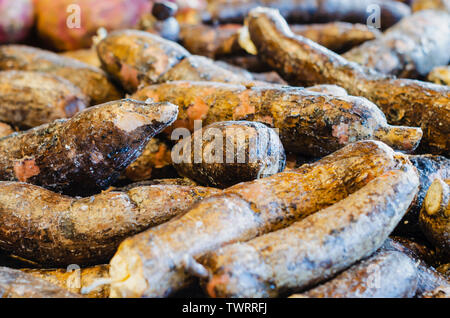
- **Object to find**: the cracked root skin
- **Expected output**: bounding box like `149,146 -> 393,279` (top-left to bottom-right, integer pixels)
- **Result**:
109,140 -> 413,297
0,99 -> 178,196
0,70 -> 89,128
420,178 -> 450,258
179,22 -> 379,58
0,45 -> 122,105
203,168 -> 419,298
174,121 -> 286,188
246,7 -> 449,156
132,81 -> 422,157
289,251 -> 418,298
343,10 -> 450,78
22,265 -> 110,298
0,266 -> 81,298
0,182 -> 219,266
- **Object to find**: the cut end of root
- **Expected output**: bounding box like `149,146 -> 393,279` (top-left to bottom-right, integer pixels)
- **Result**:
424,178 -> 449,216
206,274 -> 230,298
374,125 -> 423,153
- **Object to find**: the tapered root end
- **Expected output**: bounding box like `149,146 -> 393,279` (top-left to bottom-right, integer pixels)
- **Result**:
206,274 -> 230,298
374,125 -> 423,153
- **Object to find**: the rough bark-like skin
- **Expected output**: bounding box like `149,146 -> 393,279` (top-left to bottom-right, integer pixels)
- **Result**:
0,70 -> 88,128
428,66 -> 450,86
180,22 -> 379,57
203,0 -> 410,30
343,10 -> 450,78
0,182 -> 219,266
0,45 -> 122,105
0,266 -> 81,298
174,121 -> 286,188
290,22 -> 381,53
132,81 -> 422,157
420,178 -> 450,259
412,0 -> 450,12
0,99 -> 178,196
0,122 -> 13,138
203,169 -> 419,298
246,7 -> 450,156
109,141 -> 413,297
122,137 -> 173,182
157,55 -> 247,84
396,155 -> 450,236
289,251 -> 418,298
96,30 -> 189,92
179,23 -> 243,58
22,265 -> 110,298
380,237 -> 450,296
60,48 -> 102,68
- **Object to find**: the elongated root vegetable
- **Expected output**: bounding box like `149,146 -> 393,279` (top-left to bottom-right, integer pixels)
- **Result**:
203,0 -> 411,30
22,265 -> 110,298
380,237 -> 450,295
246,7 -> 450,155
203,169 -> 419,298
290,23 -> 381,53
0,70 -> 89,128
428,66 -> 450,86
0,99 -> 178,195
96,30 -> 190,92
132,81 -> 422,157
343,10 -> 450,78
289,251 -> 418,298
0,182 -> 220,266
109,141 -> 413,297
179,23 -> 243,58
0,45 -> 122,105
0,266 -> 81,298
420,178 -> 450,258
179,22 -> 379,58
97,30 -> 274,91
157,55 -> 247,84
396,155 -> 450,236
173,121 -> 286,188
122,137 -> 173,182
